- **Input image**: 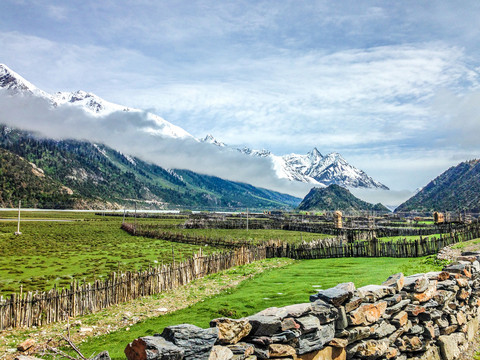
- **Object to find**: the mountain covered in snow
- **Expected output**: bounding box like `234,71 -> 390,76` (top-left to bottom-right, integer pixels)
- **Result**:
203,134 -> 389,190
0,64 -> 192,140
1,63 -> 388,194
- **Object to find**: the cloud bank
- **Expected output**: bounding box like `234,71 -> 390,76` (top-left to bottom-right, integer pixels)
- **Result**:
0,90 -> 312,198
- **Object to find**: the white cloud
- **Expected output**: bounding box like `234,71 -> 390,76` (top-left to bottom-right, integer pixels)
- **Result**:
2,1 -> 480,193
46,5 -> 69,21
0,90 -> 311,198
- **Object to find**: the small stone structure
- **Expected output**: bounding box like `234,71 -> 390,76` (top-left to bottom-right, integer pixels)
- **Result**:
334,211 -> 343,229
434,212 -> 445,225
124,251 -> 480,360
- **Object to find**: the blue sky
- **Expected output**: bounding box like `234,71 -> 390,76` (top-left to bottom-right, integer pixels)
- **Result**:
1,0 -> 480,192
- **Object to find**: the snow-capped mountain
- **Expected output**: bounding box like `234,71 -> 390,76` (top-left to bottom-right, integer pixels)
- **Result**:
0,63 -> 388,192
270,148 -> 388,190
0,64 -> 193,139
0,64 -> 50,99
201,134 -> 226,147
207,135 -> 388,190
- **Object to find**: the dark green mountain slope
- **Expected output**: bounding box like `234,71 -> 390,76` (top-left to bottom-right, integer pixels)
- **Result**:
396,159 -> 480,212
298,184 -> 389,212
0,147 -> 79,208
0,126 -> 300,210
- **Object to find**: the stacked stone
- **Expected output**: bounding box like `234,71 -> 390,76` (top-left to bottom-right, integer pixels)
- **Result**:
124,251 -> 480,360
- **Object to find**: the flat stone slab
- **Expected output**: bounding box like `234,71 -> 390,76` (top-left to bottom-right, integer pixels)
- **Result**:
310,282 -> 355,307
161,324 -> 218,360
356,285 -> 395,302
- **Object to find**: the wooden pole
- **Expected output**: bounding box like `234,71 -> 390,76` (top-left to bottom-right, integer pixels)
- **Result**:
134,202 -> 137,235
15,200 -> 22,235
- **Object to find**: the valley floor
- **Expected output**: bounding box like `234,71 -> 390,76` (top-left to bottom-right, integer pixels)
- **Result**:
2,255 -> 446,359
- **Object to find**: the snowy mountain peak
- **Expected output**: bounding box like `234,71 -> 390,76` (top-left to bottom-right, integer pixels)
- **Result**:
238,147 -> 271,157
240,144 -> 388,190
308,147 -> 323,162
201,134 -> 226,147
0,64 -> 50,98
52,90 -> 130,115
0,64 -> 193,139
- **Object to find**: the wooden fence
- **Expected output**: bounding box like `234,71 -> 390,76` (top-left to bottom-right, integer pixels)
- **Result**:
0,246 -> 265,330
122,222 -> 340,249
1,222 -> 479,330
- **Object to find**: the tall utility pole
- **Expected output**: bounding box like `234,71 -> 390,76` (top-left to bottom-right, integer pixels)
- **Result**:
246,208 -> 249,232
122,208 -> 126,224
15,200 -> 22,235
134,202 -> 137,235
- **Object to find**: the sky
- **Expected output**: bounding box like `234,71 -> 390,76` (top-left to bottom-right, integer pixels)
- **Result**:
1,0 -> 480,197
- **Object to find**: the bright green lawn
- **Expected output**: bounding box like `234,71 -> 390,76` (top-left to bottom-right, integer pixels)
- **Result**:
79,256 -> 442,359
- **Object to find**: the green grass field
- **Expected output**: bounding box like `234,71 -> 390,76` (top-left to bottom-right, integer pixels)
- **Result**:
0,212 -> 219,294
377,233 -> 446,243
0,212 -> 330,294
78,256 -> 442,359
161,227 -> 332,245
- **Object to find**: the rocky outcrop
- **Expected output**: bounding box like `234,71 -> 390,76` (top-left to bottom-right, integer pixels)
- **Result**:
125,251 -> 480,360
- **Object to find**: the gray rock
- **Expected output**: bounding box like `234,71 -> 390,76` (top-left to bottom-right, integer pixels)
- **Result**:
425,271 -> 443,280
435,316 -> 449,328
437,280 -> 456,290
443,263 -> 470,275
310,299 -> 339,323
124,336 -> 184,360
346,339 -> 389,360
253,345 -> 269,359
282,303 -> 313,318
407,345 -> 441,360
310,282 -> 355,306
438,333 -> 466,360
383,294 -> 403,306
372,321 -> 396,338
404,274 -> 429,293
423,300 -> 439,309
385,299 -> 410,315
382,273 -> 405,291
255,307 -> 288,318
343,326 -> 372,344
92,352 -> 111,360
271,330 -> 300,342
336,306 -> 348,331
396,335 -> 427,352
408,324 -> 424,335
296,322 -> 335,355
161,324 -> 218,360
296,315 -> 320,333
247,315 -> 282,336
356,285 -> 395,302
227,342 -> 255,356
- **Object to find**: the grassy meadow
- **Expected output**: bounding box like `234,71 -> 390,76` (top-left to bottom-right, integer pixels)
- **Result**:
0,211 -> 329,294
0,212 -> 219,295
78,256 -> 443,359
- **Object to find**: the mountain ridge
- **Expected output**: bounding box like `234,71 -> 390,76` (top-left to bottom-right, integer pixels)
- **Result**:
395,159 -> 480,213
0,126 -> 300,210
200,133 -> 388,190
298,184 -> 390,212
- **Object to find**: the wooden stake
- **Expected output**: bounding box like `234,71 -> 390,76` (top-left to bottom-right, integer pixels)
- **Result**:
15,200 -> 22,235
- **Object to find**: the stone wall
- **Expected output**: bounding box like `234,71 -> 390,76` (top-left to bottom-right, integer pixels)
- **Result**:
124,251 -> 480,360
